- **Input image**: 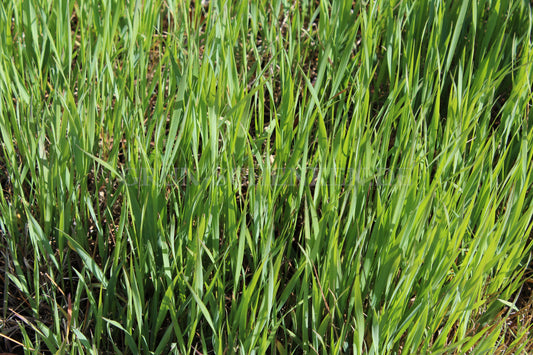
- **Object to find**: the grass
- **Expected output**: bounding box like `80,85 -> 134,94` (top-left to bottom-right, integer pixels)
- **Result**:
0,0 -> 532,353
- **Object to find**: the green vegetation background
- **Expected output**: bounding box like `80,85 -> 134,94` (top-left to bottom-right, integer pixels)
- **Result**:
0,0 -> 532,353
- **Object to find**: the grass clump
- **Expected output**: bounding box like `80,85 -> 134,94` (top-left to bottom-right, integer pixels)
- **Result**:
1,0 -> 533,353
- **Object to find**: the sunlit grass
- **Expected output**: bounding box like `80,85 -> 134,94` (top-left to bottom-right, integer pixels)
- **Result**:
0,0 -> 532,353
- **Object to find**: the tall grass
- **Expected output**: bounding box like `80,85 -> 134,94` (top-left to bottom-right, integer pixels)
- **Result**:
0,0 -> 532,353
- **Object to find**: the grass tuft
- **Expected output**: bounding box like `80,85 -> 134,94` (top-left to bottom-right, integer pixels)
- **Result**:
1,0 -> 533,353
